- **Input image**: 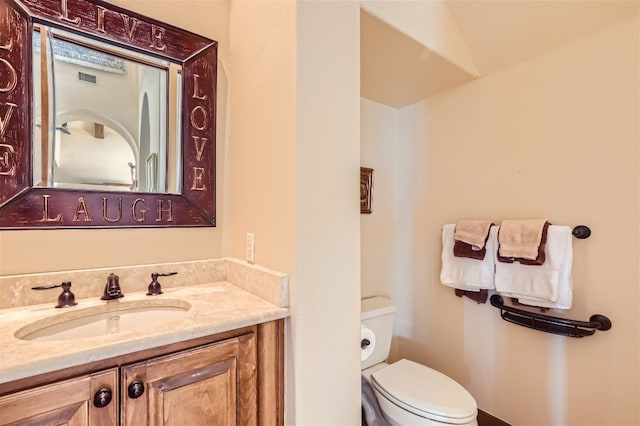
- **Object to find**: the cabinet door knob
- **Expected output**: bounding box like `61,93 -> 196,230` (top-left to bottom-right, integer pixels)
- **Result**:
93,387 -> 113,408
128,380 -> 145,399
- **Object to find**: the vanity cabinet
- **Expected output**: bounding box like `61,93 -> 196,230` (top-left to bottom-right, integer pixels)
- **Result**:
121,331 -> 256,425
0,369 -> 118,425
0,321 -> 283,426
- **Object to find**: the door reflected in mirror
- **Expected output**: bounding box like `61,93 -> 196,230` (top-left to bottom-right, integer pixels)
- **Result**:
32,25 -> 182,194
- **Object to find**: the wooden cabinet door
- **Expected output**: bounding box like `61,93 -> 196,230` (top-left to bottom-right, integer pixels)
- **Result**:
0,369 -> 118,426
121,332 -> 257,426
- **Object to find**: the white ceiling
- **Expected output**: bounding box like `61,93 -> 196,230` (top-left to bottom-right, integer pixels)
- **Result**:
361,0 -> 639,108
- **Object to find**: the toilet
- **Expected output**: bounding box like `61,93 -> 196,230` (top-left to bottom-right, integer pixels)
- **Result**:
361,296 -> 478,426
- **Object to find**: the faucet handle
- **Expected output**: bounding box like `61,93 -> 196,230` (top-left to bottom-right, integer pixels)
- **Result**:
147,272 -> 178,296
32,281 -> 78,308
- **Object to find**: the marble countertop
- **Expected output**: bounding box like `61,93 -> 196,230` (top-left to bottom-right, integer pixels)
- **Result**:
0,282 -> 289,384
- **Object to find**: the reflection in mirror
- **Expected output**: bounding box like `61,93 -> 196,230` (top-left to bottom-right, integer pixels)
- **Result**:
48,120 -> 135,191
32,25 -> 182,194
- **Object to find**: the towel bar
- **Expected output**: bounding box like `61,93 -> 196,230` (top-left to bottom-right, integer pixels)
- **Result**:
489,294 -> 611,338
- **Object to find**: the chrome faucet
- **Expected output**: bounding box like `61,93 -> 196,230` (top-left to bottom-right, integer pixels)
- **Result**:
101,273 -> 124,300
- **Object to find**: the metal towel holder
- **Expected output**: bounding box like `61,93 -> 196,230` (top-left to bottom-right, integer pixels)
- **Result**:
489,225 -> 613,338
490,294 -> 611,338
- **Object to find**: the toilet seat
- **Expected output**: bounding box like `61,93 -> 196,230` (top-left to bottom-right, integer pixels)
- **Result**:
371,359 -> 477,425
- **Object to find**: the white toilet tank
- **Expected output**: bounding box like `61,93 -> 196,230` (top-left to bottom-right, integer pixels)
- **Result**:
361,296 -> 396,370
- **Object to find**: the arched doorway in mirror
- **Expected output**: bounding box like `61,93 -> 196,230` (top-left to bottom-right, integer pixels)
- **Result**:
50,110 -> 139,192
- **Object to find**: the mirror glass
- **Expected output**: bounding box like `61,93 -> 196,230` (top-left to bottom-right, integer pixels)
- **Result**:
32,25 -> 182,193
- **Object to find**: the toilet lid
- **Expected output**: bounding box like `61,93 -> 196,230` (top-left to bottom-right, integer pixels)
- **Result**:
371,359 -> 477,423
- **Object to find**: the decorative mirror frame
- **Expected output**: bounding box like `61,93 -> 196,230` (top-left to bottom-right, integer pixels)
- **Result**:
0,0 -> 217,228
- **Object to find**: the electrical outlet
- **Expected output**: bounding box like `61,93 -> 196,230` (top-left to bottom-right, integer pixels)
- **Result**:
246,232 -> 255,264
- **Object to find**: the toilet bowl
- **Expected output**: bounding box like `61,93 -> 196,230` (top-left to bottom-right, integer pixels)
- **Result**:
366,360 -> 477,425
361,297 -> 478,426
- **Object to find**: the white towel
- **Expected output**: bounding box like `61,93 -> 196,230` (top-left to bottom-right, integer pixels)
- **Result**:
440,224 -> 497,291
495,225 -> 573,309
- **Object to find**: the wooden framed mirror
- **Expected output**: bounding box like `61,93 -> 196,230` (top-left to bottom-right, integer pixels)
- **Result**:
0,0 -> 217,228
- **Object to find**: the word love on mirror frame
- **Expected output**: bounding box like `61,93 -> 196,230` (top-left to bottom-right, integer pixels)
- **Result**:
0,0 -> 217,228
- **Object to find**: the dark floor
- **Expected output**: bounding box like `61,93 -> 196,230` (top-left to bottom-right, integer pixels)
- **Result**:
478,409 -> 512,426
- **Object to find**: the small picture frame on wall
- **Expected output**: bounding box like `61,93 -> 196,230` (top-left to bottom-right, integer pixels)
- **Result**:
360,167 -> 373,214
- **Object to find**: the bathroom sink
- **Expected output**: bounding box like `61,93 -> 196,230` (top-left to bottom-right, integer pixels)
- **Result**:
15,299 -> 192,342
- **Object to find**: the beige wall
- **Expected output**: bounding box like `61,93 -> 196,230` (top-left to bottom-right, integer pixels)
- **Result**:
0,0 -> 230,274
360,99 -> 400,300
225,0 -> 296,270
294,3 -> 361,423
229,1 -> 362,424
362,16 -> 638,425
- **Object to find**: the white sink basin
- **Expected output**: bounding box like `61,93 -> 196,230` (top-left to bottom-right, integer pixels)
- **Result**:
15,299 -> 191,342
